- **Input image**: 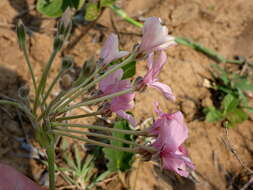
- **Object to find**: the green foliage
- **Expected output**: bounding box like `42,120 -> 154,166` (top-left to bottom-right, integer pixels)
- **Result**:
57,142 -> 110,189
36,0 -> 85,17
205,64 -> 252,127
36,0 -> 117,20
103,120 -> 134,172
122,61 -> 136,79
84,2 -> 100,21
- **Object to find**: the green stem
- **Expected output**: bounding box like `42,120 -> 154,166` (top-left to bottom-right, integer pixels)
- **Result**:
34,49 -> 58,113
52,54 -> 136,113
46,142 -> 56,190
53,128 -> 139,147
110,5 -> 143,28
41,69 -> 65,107
23,46 -> 37,91
49,67 -> 100,115
55,111 -> 101,121
51,122 -> 148,136
58,88 -> 134,114
52,131 -> 138,153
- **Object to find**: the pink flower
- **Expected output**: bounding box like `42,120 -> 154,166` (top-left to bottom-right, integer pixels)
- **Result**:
149,103 -> 194,177
143,51 -> 175,101
138,17 -> 176,54
99,68 -> 135,126
100,33 -> 129,66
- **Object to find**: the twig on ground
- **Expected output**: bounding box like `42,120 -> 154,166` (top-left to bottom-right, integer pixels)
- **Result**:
222,127 -> 253,174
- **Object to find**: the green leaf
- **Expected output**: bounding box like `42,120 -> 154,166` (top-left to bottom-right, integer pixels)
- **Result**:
205,107 -> 224,122
100,0 -> 117,7
103,120 -> 134,172
226,108 -> 248,127
243,106 -> 253,113
122,61 -> 136,79
36,0 -> 67,17
222,94 -> 239,114
232,78 -> 253,92
68,0 -> 85,9
84,2 -> 101,21
211,64 -> 229,85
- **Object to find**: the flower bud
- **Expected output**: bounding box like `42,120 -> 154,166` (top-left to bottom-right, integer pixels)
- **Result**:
73,57 -> 96,86
18,85 -> 30,98
61,56 -> 73,71
53,35 -> 64,51
133,76 -> 147,92
16,20 -> 26,50
57,8 -> 73,40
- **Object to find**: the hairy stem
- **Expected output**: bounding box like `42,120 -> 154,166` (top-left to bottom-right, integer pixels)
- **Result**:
55,111 -> 101,121
23,46 -> 37,91
53,128 -> 138,146
51,54 -> 136,113
52,131 -> 138,153
51,122 -> 148,136
58,88 -> 133,114
46,142 -> 56,190
34,49 -> 58,113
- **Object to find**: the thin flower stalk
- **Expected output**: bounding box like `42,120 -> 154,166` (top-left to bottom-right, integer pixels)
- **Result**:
50,66 -> 101,112
33,49 -> 58,113
52,53 -> 136,113
53,128 -> 138,146
51,122 -> 148,136
23,46 -> 37,91
55,87 -> 134,114
41,69 -> 66,107
55,111 -> 101,121
52,131 -> 138,153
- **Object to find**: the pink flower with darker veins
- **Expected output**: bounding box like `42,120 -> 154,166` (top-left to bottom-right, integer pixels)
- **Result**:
138,17 -> 176,54
143,51 -> 175,101
149,103 -> 195,177
100,33 -> 129,66
99,68 -> 136,126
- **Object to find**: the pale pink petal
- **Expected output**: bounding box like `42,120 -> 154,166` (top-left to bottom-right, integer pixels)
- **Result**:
116,110 -> 136,127
139,17 -> 176,54
99,69 -> 123,93
110,93 -> 135,111
100,33 -> 129,65
162,154 -> 190,177
150,81 -> 175,101
153,111 -> 188,152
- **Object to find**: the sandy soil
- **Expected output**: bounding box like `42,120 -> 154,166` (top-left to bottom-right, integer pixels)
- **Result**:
0,0 -> 252,189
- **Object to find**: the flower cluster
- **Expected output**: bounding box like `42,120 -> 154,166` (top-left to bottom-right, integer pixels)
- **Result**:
98,17 -> 194,176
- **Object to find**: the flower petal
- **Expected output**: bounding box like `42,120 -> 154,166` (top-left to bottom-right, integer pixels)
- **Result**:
153,111 -> 188,152
116,110 -> 136,127
100,33 -> 129,65
139,17 -> 176,54
99,69 -> 123,93
150,81 -> 175,101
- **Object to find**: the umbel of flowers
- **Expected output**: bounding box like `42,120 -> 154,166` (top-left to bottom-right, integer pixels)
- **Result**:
12,10 -> 194,190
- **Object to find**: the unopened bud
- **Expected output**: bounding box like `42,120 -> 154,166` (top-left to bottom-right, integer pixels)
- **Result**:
98,103 -> 112,117
57,8 -> 73,39
16,20 -> 26,50
18,85 -> 30,98
53,35 -> 64,51
61,56 -> 73,70
73,57 -> 96,86
133,76 -> 147,92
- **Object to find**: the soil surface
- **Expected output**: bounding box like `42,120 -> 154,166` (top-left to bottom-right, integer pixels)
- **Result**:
0,0 -> 253,190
